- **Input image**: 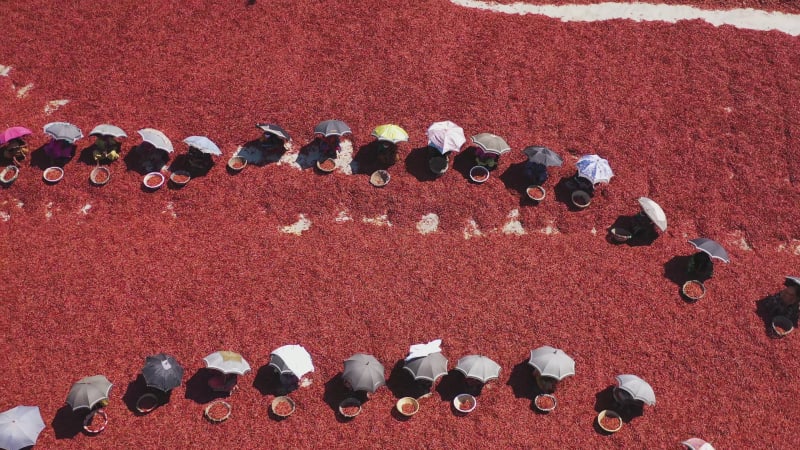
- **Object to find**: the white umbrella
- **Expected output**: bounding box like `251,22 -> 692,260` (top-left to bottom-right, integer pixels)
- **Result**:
615,374 -> 656,406
89,124 -> 127,138
682,438 -> 715,450
455,355 -> 501,383
137,128 -> 174,153
269,345 -> 314,379
203,351 -> 251,375
576,154 -> 613,184
528,346 -> 575,381
183,136 -> 221,155
427,121 -> 466,154
66,375 -> 113,411
638,197 -> 667,232
0,406 -> 46,450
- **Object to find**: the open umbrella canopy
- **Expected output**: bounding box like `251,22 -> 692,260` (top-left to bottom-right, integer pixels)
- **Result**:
142,353 -> 184,392
66,375 -> 112,411
0,406 -> 46,450
342,353 -> 385,393
0,127 -> 32,145
682,438 -> 715,450
314,119 -> 351,137
269,344 -> 315,379
43,122 -> 83,143
256,123 -> 291,141
183,136 -> 221,155
137,128 -> 174,153
638,197 -> 668,232
528,346 -> 575,381
576,154 -> 613,184
403,352 -> 448,383
688,238 -> 730,263
471,133 -> 511,156
89,124 -> 127,138
427,121 -> 466,154
615,374 -> 656,405
523,146 -> 563,166
203,351 -> 251,375
455,355 -> 501,383
371,124 -> 409,144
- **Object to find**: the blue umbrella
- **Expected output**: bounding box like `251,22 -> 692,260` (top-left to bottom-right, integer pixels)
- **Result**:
575,154 -> 613,184
183,136 -> 221,155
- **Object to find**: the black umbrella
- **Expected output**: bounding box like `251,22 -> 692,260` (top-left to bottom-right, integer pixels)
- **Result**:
256,123 -> 291,141
523,146 -> 563,167
688,238 -> 729,263
142,353 -> 184,392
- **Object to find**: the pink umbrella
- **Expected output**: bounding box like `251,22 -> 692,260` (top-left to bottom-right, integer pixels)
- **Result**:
0,127 -> 32,145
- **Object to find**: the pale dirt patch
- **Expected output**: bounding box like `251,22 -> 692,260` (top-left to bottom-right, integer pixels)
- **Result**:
15,83 -> 33,98
416,213 -> 439,234
44,100 -> 70,115
541,222 -> 561,235
79,203 -> 92,215
280,214 -> 312,235
362,214 -> 392,227
727,230 -> 752,251
0,211 -> 9,222
502,209 -> 526,235
162,202 -> 177,218
463,219 -> 484,239
334,210 -> 353,223
0,65 -> 11,76
45,202 -> 53,219
300,378 -> 313,388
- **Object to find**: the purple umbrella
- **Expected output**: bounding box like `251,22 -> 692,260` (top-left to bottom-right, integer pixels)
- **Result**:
0,127 -> 32,145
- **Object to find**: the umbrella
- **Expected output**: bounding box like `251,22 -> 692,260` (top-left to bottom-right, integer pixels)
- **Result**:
615,374 -> 656,405
786,276 -> 800,287
688,238 -> 729,263
256,123 -> 291,141
638,197 -> 668,232
0,127 -> 32,145
371,124 -> 409,144
527,346 -> 575,381
66,375 -> 113,411
426,121 -> 466,154
523,146 -> 563,167
403,352 -> 448,383
269,345 -> 314,379
89,124 -> 127,138
142,353 -> 184,392
575,154 -> 613,184
43,122 -> 83,143
203,351 -> 251,375
183,136 -> 221,155
471,133 -> 511,156
137,128 -> 174,153
314,120 -> 351,137
454,355 -> 501,384
342,353 -> 385,393
682,438 -> 715,450
0,406 -> 46,450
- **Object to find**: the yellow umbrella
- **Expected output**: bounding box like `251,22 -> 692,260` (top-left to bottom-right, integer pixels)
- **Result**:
371,124 -> 409,144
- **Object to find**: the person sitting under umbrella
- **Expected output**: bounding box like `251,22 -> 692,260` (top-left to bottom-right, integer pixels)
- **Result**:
764,277 -> 800,326
474,146 -> 500,170
687,251 -> 713,280
259,132 -> 285,151
524,161 -> 549,186
44,138 -> 77,166
319,135 -> 341,160
92,135 -> 122,164
208,372 -> 238,393
1,138 -> 29,164
375,141 -> 399,168
186,145 -> 214,175
630,211 -> 656,239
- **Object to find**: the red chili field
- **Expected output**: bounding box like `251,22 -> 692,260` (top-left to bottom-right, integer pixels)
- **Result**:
1,0 -> 799,448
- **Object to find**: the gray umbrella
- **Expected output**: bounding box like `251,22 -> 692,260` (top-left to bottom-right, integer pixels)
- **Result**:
43,122 -> 83,143
615,374 -> 656,406
89,124 -> 127,138
688,238 -> 729,263
142,353 -> 184,392
523,146 -> 563,167
342,353 -> 386,393
528,346 -> 575,381
66,375 -> 113,411
138,128 -> 174,153
471,133 -> 511,156
403,352 -> 448,383
786,276 -> 800,288
314,120 -> 351,137
256,123 -> 291,141
454,355 -> 501,383
0,406 -> 46,450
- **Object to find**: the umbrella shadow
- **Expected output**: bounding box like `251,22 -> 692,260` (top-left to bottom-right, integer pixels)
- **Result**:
236,139 -> 286,167
123,144 -> 170,176
499,161 -> 529,195
593,386 -> 643,422
296,139 -> 325,170
404,146 -> 443,182
184,368 -> 231,404
386,359 -> 433,399
435,369 -> 473,401
663,255 -> 691,287
29,144 -> 54,170
506,360 -> 537,401
453,147 -> 478,181
51,405 -> 84,439
252,364 -> 299,396
122,374 -> 173,415
351,141 -> 382,176
322,373 -> 365,422
553,176 -> 591,211
168,154 -> 213,179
